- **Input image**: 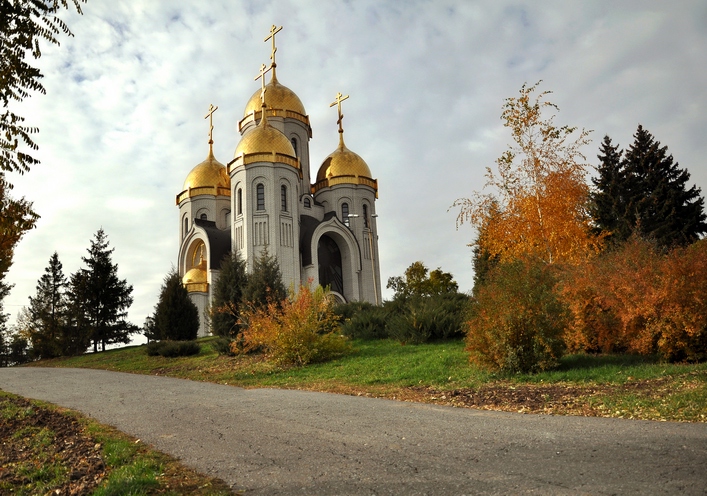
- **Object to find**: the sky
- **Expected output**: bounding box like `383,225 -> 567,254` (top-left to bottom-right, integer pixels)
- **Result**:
5,1 -> 707,338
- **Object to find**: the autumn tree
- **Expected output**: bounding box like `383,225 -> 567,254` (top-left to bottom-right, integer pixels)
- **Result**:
453,82 -> 602,265
1,1 -> 85,310
386,261 -> 459,300
592,126 -> 707,249
70,229 -> 136,352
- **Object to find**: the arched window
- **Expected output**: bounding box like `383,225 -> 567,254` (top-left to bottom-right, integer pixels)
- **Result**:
363,204 -> 369,228
281,185 -> 288,212
304,197 -> 311,208
200,213 -> 207,220
290,137 -> 298,157
237,188 -> 242,215
342,202 -> 350,227
256,183 -> 265,211
183,217 -> 188,237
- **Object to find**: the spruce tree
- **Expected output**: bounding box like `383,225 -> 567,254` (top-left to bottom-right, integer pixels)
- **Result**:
243,248 -> 286,309
152,269 -> 199,341
26,252 -> 68,359
72,229 -> 136,352
590,136 -> 631,244
593,126 -> 707,248
210,252 -> 248,337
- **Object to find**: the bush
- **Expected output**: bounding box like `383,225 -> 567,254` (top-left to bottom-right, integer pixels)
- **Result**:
146,340 -> 201,357
210,337 -> 235,356
466,258 -> 567,373
559,238 -> 707,362
234,285 -> 351,366
386,294 -> 469,344
336,302 -> 388,340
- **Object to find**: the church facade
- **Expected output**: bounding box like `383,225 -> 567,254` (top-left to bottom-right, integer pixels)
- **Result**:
176,27 -> 381,336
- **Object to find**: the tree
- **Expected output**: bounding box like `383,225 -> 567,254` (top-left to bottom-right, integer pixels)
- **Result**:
72,229 -> 136,352
386,261 -> 458,300
210,252 -> 248,337
1,0 -> 84,311
25,252 -> 68,358
592,125 -> 707,249
242,248 -> 286,310
150,269 -> 199,341
454,82 -> 602,265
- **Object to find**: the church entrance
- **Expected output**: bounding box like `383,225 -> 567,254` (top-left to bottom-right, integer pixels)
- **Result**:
317,234 -> 343,296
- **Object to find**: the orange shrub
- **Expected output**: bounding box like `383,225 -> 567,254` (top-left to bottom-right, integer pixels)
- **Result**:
233,285 -> 351,366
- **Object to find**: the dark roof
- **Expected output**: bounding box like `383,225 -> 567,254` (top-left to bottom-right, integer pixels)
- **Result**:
194,218 -> 231,270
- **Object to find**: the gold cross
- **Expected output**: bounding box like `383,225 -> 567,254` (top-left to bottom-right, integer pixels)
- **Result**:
254,63 -> 272,107
330,92 -> 349,133
204,104 -> 218,144
264,25 -> 283,68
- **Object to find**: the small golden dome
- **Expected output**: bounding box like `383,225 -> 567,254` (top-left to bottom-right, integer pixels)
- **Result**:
234,114 -> 296,158
243,74 -> 306,117
182,150 -> 230,191
183,266 -> 207,285
316,135 -> 373,183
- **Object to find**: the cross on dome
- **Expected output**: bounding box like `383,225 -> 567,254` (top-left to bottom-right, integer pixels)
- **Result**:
254,63 -> 273,108
330,92 -> 350,134
204,103 -> 218,149
264,25 -> 283,75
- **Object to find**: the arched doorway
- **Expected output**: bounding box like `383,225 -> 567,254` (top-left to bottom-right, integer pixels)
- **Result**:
318,234 -> 343,295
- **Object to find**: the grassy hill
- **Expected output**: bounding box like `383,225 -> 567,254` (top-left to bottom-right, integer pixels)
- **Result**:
31,337 -> 707,422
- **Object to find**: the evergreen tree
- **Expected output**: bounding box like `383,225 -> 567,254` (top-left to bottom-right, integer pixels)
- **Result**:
243,248 -> 286,309
151,269 -> 199,341
72,229 -> 136,352
590,136 -> 630,244
210,252 -> 248,337
592,126 -> 707,248
26,252 -> 68,359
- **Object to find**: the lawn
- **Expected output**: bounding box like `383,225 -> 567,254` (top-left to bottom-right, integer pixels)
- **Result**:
32,337 -> 707,422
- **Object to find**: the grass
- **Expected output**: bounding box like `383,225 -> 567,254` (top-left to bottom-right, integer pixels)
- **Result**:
31,337 -> 707,421
0,391 -> 235,495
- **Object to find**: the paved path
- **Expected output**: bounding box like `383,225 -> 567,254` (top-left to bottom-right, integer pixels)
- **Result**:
1,368 -> 705,495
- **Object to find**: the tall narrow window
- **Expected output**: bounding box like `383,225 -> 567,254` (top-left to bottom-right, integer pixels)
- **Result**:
342,202 -> 350,227
183,217 -> 188,237
291,137 -> 298,157
304,197 -> 311,208
281,185 -> 288,212
363,204 -> 369,228
256,183 -> 265,211
237,188 -> 242,215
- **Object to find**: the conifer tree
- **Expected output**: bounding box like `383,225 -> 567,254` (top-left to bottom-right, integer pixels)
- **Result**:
26,252 -> 68,358
72,229 -> 136,352
243,248 -> 286,309
210,252 -> 248,337
591,126 -> 707,248
151,269 -> 199,341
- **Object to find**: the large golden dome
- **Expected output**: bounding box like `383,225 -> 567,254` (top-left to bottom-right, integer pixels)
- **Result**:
182,150 -> 229,191
243,73 -> 306,117
183,266 -> 207,285
316,136 -> 373,182
234,114 -> 296,158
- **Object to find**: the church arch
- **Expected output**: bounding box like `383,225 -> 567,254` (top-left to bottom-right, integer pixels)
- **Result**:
318,234 -> 343,295
310,218 -> 361,302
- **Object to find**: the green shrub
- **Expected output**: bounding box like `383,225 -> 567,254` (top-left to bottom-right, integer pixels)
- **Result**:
210,337 -> 235,356
466,258 -> 567,373
337,302 -> 388,340
385,294 -> 469,344
146,340 -> 201,357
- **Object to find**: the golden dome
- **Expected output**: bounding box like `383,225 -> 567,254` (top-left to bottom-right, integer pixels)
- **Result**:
182,150 -> 230,191
243,73 -> 306,117
183,266 -> 207,285
316,135 -> 373,183
234,114 -> 296,158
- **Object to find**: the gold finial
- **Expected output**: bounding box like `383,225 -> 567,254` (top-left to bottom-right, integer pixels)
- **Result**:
204,104 -> 218,151
264,25 -> 283,78
330,92 -> 350,134
254,63 -> 273,109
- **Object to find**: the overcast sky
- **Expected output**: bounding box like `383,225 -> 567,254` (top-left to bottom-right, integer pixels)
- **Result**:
5,1 -> 707,337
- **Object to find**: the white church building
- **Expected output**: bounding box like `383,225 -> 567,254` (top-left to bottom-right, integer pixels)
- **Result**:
176,27 -> 382,336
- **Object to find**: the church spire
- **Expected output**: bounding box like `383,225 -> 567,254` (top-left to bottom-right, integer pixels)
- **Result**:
204,103 -> 218,156
264,24 -> 282,82
330,92 -> 350,148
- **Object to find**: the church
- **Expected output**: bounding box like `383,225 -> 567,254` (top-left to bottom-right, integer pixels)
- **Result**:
176,26 -> 382,336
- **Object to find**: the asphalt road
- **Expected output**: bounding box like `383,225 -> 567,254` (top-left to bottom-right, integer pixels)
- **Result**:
1,368 -> 705,495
